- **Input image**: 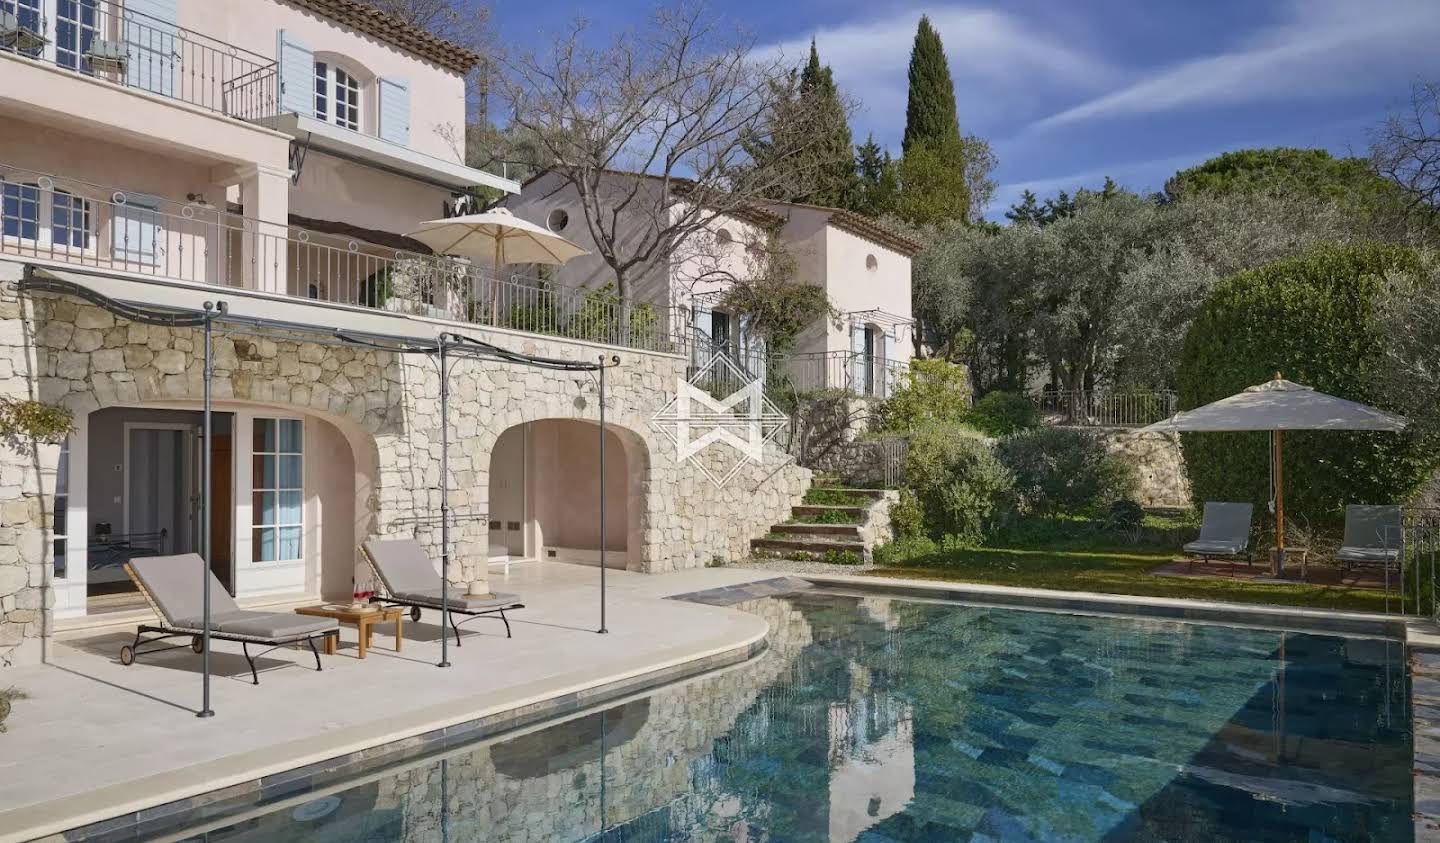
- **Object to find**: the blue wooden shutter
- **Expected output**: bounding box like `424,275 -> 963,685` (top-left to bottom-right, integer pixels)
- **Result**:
276,30 -> 314,116
881,331 -> 898,397
849,321 -> 866,392
124,0 -> 177,97
378,77 -> 411,145
112,191 -> 163,266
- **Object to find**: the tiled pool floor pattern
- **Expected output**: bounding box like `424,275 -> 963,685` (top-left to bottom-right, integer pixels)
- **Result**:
162,594 -> 1411,842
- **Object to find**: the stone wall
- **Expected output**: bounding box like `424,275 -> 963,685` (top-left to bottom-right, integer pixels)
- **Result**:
0,261 -> 810,665
1093,428 -> 1191,508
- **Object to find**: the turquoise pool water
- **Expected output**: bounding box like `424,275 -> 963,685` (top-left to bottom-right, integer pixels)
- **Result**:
179,592 -> 1410,842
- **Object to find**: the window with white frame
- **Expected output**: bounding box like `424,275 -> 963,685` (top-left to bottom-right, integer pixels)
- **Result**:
53,436 -> 69,579
2,182 -> 93,249
252,418 -> 303,563
313,61 -> 361,131
53,0 -> 98,72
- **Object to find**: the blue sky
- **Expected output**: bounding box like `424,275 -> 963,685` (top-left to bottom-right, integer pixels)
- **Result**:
491,0 -> 1440,219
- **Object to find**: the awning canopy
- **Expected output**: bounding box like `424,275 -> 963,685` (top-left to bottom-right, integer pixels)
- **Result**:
1140,378 -> 1406,434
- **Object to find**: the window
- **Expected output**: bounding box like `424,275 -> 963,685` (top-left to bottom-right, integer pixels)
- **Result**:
714,227 -> 733,245
314,61 -> 329,120
2,182 -> 39,240
546,209 -> 569,232
3,181 -> 95,249
53,437 -> 69,579
52,190 -> 90,249
313,62 -> 361,131
252,418 -> 303,563
709,310 -> 732,353
54,0 -> 98,72
865,254 -> 878,272
3,0 -> 43,56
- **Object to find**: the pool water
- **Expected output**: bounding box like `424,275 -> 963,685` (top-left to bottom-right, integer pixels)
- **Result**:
191,592 -> 1411,842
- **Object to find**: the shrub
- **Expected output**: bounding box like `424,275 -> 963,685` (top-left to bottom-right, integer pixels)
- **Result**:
871,358 -> 972,431
1175,243 -> 1436,527
966,390 -> 1040,437
903,423 -> 1012,540
996,428 -> 1138,516
888,487 -> 924,537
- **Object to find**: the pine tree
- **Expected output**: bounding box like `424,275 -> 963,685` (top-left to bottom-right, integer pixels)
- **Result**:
902,16 -> 960,155
744,40 -> 856,207
798,40 -> 856,207
851,134 -> 898,217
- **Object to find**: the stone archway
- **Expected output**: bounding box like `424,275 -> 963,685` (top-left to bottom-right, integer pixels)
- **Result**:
486,418 -> 648,570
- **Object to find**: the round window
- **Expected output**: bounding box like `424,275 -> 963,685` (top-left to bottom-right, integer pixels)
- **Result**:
865,254 -> 879,272
547,209 -> 569,232
715,227 -> 733,244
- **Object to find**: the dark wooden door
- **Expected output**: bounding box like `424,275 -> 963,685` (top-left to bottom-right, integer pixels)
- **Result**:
210,429 -> 233,592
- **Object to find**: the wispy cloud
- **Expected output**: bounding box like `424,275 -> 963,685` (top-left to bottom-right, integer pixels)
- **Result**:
1030,0 -> 1440,132
757,6 -> 1115,148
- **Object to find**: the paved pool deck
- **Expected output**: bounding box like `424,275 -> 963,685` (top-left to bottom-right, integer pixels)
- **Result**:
1,564 -> 1434,842
0,563 -> 780,843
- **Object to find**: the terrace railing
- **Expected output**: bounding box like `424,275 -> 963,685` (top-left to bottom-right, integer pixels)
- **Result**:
774,350 -> 909,399
1033,388 -> 1178,428
1,0 -> 276,119
0,165 -> 688,355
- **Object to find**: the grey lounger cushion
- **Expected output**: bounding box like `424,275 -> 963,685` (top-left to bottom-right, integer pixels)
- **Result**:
1184,539 -> 1245,556
364,538 -> 445,595
130,555 -> 336,639
128,554 -> 241,622
392,588 -> 521,611
1184,502 -> 1253,557
196,610 -> 337,639
1338,505 -> 1402,564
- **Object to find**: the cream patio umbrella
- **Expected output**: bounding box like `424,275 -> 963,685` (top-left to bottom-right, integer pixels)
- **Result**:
1141,374 -> 1407,574
406,207 -> 588,268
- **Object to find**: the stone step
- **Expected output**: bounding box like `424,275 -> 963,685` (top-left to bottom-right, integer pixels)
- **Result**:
771,523 -> 862,538
791,504 -> 868,519
811,487 -> 887,500
751,536 -> 866,554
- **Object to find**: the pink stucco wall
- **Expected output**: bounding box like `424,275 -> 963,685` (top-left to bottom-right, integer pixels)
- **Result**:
192,0 -> 468,164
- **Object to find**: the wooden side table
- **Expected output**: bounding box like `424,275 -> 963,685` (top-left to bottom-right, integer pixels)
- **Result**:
295,604 -> 404,659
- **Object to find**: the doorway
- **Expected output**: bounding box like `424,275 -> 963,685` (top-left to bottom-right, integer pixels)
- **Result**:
86,408 -> 235,603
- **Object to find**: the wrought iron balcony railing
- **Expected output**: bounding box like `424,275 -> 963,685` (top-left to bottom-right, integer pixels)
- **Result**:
1032,388 -> 1178,428
0,165 -> 688,355
687,343 -> 909,400
1,0 -> 276,119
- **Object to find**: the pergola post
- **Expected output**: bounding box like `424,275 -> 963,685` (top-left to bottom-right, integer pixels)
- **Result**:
598,355 -> 608,635
438,334 -> 452,669
198,302 -> 218,718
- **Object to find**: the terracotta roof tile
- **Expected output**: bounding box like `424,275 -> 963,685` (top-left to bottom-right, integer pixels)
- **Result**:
284,0 -> 481,74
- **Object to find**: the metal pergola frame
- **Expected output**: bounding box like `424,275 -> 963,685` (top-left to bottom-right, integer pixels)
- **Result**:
19,266 -> 621,718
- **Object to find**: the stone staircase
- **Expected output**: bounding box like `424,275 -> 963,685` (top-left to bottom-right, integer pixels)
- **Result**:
750,488 -> 895,563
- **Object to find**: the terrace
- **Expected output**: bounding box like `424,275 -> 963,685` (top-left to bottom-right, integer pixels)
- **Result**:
0,164 -> 688,355
0,0 -> 276,120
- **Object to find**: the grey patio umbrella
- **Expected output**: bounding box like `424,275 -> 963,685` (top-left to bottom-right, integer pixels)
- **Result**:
1141,374 -> 1407,573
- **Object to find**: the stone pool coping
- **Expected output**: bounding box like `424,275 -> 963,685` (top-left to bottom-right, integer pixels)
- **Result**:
8,622 -> 769,843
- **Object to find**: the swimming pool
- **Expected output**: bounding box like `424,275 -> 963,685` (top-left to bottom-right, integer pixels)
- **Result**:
162,591 -> 1411,842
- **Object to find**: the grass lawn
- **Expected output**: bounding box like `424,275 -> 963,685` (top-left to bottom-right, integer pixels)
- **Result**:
867,536 -> 1394,614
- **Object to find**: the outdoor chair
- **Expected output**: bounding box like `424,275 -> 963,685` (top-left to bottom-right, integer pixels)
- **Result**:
120,555 -> 339,685
1336,505 -> 1403,571
361,538 -> 524,646
0,10 -> 47,52
1182,502 -> 1255,569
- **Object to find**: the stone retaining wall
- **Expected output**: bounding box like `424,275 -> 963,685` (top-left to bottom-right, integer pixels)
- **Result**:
0,262 -> 809,666
1092,427 -> 1191,508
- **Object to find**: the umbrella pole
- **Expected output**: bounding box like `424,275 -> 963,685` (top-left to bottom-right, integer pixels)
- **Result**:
1273,429 -> 1286,576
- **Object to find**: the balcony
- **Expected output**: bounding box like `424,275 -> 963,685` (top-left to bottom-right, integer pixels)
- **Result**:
0,165 -> 688,355
0,0 -> 275,120
689,343 -> 909,400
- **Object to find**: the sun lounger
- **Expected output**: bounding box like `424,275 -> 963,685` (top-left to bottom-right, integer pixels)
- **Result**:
121,555 -> 339,684
1183,502 -> 1254,569
1336,505 -> 1403,570
361,538 -> 523,645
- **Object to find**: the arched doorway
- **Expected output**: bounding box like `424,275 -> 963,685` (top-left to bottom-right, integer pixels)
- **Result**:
54,401 -> 374,619
487,420 -> 645,570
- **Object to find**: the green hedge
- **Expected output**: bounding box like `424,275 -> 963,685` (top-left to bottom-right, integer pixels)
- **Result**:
1174,242 -> 1434,527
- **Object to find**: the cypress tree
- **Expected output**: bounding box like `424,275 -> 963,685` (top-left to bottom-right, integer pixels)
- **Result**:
799,39 -> 855,207
902,16 -> 961,154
